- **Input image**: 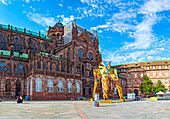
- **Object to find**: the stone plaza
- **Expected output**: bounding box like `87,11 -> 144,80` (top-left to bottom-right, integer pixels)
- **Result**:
0,100 -> 170,119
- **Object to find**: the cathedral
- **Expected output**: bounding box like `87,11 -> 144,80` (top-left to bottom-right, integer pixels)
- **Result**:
0,19 -> 102,100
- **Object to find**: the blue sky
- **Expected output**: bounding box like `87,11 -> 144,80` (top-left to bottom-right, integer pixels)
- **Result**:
0,0 -> 170,66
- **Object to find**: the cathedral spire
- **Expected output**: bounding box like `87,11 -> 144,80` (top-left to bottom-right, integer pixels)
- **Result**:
74,19 -> 76,27
72,19 -> 78,40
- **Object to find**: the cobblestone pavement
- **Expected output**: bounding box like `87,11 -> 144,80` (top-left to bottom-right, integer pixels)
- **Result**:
0,100 -> 170,119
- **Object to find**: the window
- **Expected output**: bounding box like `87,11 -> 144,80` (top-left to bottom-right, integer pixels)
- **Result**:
58,80 -> 63,92
134,73 -> 137,78
67,66 -> 69,73
68,48 -> 70,60
78,49 -> 84,58
165,72 -> 168,76
165,79 -> 168,84
47,79 -> 53,92
0,62 -> 8,72
61,65 -> 65,72
0,33 -> 7,50
165,65 -> 167,69
147,73 -> 149,77
60,55 -> 62,59
57,33 -> 59,39
43,63 -> 47,70
129,74 -> 131,78
147,66 -> 149,70
159,72 -> 161,76
27,80 -> 29,95
153,72 -> 155,77
37,61 -> 41,69
153,66 -> 155,69
31,40 -> 38,53
159,65 -> 161,69
141,73 -> 143,77
56,65 -> 59,71
50,63 -> 52,70
89,53 -> 93,61
36,78 -> 42,92
30,79 -> 32,95
129,81 -> 131,86
82,65 -> 84,75
14,64 -> 24,75
135,80 -> 137,86
14,36 -> 22,52
122,80 -> 123,86
129,89 -> 131,93
67,81 -> 72,92
76,82 -> 80,93
114,87 -> 117,94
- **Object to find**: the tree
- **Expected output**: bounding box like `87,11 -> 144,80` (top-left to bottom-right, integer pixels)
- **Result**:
169,86 -> 170,92
140,76 -> 154,95
153,80 -> 166,93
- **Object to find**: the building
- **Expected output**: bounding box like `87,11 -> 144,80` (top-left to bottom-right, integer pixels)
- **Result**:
0,19 -> 102,100
112,60 -> 170,97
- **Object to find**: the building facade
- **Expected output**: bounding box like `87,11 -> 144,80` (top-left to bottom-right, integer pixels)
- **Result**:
112,60 -> 170,97
0,20 -> 102,100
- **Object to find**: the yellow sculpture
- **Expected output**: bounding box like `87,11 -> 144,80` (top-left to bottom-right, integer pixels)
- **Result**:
93,61 -> 125,102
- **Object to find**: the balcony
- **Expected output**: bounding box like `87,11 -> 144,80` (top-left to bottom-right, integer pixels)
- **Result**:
0,71 -> 24,77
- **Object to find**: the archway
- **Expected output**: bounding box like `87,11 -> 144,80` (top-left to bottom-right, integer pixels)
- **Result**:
134,89 -> 138,96
16,80 -> 21,96
83,88 -> 85,96
89,88 -> 91,96
5,79 -> 11,94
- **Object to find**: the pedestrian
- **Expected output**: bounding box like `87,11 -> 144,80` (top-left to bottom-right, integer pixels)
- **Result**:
17,95 -> 23,103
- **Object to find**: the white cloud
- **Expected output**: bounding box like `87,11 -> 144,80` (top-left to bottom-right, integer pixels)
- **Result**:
139,0 -> 170,14
58,3 -> 63,7
0,0 -> 10,5
24,12 -> 57,27
25,0 -> 30,3
98,30 -> 102,33
54,14 -> 75,25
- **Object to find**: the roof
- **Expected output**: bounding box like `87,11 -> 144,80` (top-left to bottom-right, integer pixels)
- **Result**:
112,60 -> 170,68
0,24 -> 52,42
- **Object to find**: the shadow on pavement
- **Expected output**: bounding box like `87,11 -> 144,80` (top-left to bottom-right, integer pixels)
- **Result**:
99,105 -> 116,107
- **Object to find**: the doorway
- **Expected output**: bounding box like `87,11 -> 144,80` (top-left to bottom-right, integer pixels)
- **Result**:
5,79 -> 11,93
134,89 -> 138,96
16,80 -> 21,96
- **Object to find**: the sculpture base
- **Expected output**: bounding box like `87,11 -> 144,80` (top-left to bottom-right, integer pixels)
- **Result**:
119,99 -> 126,102
100,100 -> 112,103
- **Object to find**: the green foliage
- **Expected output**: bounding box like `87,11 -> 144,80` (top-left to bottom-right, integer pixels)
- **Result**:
140,76 -> 154,95
169,86 -> 170,92
153,80 -> 166,93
